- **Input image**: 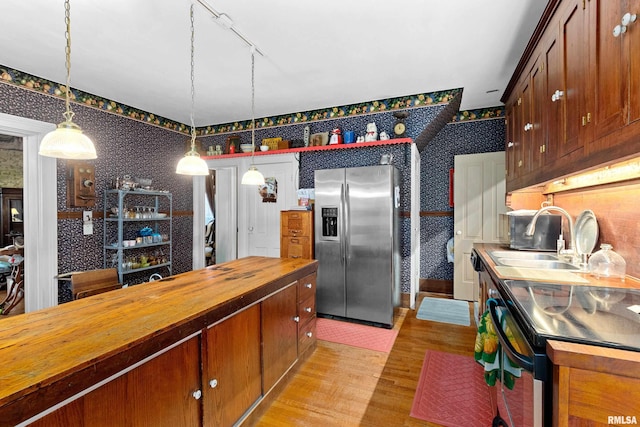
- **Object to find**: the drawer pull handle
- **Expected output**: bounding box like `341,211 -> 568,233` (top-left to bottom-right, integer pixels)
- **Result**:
304,283 -> 313,289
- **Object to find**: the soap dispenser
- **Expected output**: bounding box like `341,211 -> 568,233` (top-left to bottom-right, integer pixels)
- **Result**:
587,244 -> 626,281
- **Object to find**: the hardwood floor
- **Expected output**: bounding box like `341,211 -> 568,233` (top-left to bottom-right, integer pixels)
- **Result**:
254,293 -> 479,426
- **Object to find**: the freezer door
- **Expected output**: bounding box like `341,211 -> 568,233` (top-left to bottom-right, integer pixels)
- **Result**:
345,165 -> 399,326
314,168 -> 347,317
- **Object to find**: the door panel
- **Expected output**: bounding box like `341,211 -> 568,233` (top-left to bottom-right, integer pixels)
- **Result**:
314,168 -> 346,317
453,152 -> 506,301
247,162 -> 294,257
345,166 -> 395,325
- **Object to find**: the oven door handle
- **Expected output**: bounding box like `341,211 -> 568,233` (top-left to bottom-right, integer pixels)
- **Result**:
487,298 -> 534,372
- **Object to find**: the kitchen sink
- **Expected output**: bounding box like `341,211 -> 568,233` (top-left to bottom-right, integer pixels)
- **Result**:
489,250 -> 557,261
488,250 -> 579,270
495,258 -> 580,270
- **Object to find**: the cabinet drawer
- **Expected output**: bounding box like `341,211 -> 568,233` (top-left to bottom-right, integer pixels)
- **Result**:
298,295 -> 315,325
298,316 -> 316,355
281,211 -> 311,237
297,273 -> 316,303
280,236 -> 311,259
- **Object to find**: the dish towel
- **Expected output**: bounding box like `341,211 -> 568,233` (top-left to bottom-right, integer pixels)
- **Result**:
446,237 -> 455,263
474,306 -> 522,390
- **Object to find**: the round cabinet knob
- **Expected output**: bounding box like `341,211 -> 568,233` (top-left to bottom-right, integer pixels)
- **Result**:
304,307 -> 312,313
192,389 -> 202,400
304,283 -> 313,289
456,230 -> 462,235
622,12 -> 637,26
613,24 -> 625,37
551,89 -> 564,102
306,331 -> 313,338
209,379 -> 218,389
293,316 -> 300,323
507,141 -> 514,148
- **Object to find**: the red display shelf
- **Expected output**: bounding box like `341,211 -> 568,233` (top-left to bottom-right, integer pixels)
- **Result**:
202,138 -> 413,159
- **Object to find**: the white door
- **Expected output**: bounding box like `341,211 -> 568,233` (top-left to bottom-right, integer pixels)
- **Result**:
453,151 -> 506,301
245,161 -> 295,257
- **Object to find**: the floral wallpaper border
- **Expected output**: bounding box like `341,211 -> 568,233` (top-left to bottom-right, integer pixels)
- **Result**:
1,65 -> 504,136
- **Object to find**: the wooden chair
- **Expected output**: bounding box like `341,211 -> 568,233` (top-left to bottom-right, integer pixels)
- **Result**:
71,268 -> 121,300
0,257 -> 24,315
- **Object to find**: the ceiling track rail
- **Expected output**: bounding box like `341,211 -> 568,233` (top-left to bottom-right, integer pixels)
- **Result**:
195,0 -> 264,57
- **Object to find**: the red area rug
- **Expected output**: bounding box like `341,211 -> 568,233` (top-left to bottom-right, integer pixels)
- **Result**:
316,317 -> 398,353
411,350 -> 496,426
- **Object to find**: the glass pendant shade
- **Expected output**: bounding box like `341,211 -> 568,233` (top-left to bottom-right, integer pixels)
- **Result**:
241,165 -> 265,185
176,149 -> 209,175
39,121 -> 97,159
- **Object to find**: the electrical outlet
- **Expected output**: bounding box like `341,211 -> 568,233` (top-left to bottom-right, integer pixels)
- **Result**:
83,210 -> 93,235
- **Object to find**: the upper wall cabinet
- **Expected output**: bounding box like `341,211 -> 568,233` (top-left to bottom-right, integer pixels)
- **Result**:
503,0 -> 640,192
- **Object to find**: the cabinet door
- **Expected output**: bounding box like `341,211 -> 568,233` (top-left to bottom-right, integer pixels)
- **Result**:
262,283 -> 298,391
203,304 -> 261,427
628,0 -> 640,125
559,0 -> 590,158
590,0 -> 627,141
505,101 -> 517,183
519,77 -> 532,175
544,31 -> 563,162
31,337 -> 202,427
529,54 -> 546,173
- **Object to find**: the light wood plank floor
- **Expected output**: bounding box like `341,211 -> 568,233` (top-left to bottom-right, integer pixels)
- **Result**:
254,293 -> 478,426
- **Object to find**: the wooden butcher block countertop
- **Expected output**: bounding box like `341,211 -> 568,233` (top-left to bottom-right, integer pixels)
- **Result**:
0,256 -> 317,425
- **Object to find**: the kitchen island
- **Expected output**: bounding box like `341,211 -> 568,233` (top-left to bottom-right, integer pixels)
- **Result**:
0,256 -> 318,426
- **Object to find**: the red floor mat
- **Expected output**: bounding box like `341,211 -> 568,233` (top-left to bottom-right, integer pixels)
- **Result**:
411,350 -> 496,426
316,317 -> 398,353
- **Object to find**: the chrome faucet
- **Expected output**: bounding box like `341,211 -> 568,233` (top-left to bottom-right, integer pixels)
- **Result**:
525,206 -> 575,262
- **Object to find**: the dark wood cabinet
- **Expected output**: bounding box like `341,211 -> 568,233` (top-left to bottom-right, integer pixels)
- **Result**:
32,337 -> 202,427
261,283 -> 298,392
0,188 -> 23,248
203,304 -> 261,427
504,0 -> 640,192
297,273 -> 317,356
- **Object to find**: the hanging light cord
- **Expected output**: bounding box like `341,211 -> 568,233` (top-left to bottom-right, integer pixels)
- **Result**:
189,4 -> 197,150
250,47 -> 256,159
63,0 -> 74,123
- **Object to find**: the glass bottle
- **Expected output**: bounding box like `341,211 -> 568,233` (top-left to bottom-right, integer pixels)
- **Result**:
587,244 -> 626,281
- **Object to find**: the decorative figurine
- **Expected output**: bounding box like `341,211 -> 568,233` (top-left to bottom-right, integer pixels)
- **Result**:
365,122 -> 378,142
379,131 -> 390,140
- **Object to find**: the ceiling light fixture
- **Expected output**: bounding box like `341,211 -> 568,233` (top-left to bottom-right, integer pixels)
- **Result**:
176,4 -> 209,176
241,46 -> 265,186
195,0 -> 264,56
39,0 -> 97,160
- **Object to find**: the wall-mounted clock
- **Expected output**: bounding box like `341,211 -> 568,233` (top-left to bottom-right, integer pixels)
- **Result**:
393,111 -> 409,138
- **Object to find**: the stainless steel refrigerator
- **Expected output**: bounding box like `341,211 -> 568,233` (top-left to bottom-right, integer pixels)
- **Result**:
314,165 -> 400,328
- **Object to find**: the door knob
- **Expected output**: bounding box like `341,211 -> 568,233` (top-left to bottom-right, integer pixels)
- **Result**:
456,230 -> 462,235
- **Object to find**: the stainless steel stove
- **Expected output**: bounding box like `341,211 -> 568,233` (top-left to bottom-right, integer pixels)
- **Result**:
502,280 -> 640,352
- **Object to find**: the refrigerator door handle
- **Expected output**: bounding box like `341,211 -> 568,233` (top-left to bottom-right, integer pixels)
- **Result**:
344,183 -> 350,262
340,183 -> 345,265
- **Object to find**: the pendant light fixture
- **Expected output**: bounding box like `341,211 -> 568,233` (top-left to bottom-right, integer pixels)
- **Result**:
39,0 -> 97,159
176,4 -> 209,176
241,47 -> 265,186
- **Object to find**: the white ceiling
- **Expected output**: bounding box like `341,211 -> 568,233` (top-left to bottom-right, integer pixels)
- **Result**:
0,0 -> 547,127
